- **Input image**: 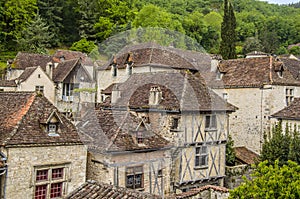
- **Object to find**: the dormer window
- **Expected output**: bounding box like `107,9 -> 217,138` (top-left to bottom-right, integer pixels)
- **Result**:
43,111 -> 62,137
216,70 -> 224,80
136,132 -> 143,144
277,70 -> 283,78
48,123 -> 57,133
112,65 -> 117,77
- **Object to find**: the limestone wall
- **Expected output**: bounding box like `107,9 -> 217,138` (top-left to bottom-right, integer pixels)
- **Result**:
4,145 -> 87,199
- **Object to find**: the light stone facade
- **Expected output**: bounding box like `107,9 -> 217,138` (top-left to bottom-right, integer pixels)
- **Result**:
87,149 -> 171,196
3,145 -> 87,199
214,85 -> 300,153
17,66 -> 56,103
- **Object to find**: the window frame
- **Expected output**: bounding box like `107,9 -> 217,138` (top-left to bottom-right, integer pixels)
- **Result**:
34,164 -> 68,199
286,88 -> 294,106
125,166 -> 144,190
170,117 -> 179,131
194,146 -> 208,169
205,115 -> 217,130
35,85 -> 44,94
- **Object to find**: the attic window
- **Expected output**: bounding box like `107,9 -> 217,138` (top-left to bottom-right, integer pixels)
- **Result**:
216,70 -> 224,80
112,65 -> 117,77
136,132 -> 143,144
48,123 -> 57,134
277,70 -> 283,78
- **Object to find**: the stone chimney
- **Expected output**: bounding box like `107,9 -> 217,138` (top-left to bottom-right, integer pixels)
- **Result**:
46,62 -> 53,79
149,86 -> 162,106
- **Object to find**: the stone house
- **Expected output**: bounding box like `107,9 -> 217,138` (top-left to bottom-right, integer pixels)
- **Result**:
211,56 -> 300,153
0,92 -> 87,199
107,71 -> 236,194
271,97 -> 300,132
0,80 -> 16,91
6,51 -> 95,116
96,42 -> 211,103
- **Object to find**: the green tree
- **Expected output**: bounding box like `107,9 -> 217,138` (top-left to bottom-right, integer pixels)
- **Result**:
70,38 -> 97,54
220,0 -> 237,59
229,160 -> 300,199
242,36 -> 263,54
289,46 -> 300,55
17,14 -> 53,54
226,134 -> 236,166
1,0 -> 37,50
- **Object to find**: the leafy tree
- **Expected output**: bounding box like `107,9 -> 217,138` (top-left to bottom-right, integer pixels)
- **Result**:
289,46 -> 300,55
242,36 -> 263,54
1,0 -> 37,50
70,38 -> 97,54
260,121 -> 294,166
220,0 -> 237,59
229,160 -> 300,199
226,134 -> 236,166
276,46 -> 288,55
17,14 -> 53,54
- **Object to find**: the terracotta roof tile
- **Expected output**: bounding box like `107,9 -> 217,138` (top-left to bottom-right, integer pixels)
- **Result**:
76,108 -> 170,152
271,98 -> 300,120
280,57 -> 300,80
66,180 -> 162,199
234,146 -> 259,165
12,52 -> 52,70
215,57 -> 300,88
113,71 -> 236,112
99,43 -> 211,71
174,185 -> 229,199
0,92 -> 82,147
52,50 -> 93,65
0,80 -> 16,87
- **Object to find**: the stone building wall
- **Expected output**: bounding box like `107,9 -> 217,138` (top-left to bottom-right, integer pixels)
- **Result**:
4,145 -> 87,199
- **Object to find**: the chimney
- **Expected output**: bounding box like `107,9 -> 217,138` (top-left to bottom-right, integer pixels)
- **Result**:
149,86 -> 162,106
111,84 -> 121,104
46,62 -> 53,79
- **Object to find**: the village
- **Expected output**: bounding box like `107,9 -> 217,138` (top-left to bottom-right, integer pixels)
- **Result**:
0,40 -> 299,199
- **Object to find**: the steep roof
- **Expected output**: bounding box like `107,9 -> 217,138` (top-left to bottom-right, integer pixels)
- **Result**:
271,98 -> 300,120
0,92 -> 82,147
0,80 -> 16,87
174,185 -> 229,199
16,67 -> 37,82
234,146 -> 259,165
52,49 -> 93,65
99,42 -> 211,71
214,57 -> 300,88
280,57 -> 300,80
52,59 -> 79,82
102,83 -> 120,95
11,52 -> 52,70
113,71 -> 236,112
76,107 -> 170,152
66,180 -> 161,199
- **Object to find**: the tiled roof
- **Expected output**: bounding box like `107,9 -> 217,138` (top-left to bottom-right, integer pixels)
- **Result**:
76,107 -> 170,152
11,52 -> 52,70
215,57 -> 300,88
280,57 -> 300,80
0,80 -> 16,87
17,67 -> 37,82
52,59 -> 80,82
234,146 -> 259,165
52,50 -> 93,65
102,83 -> 120,94
113,71 -> 236,112
99,42 -> 211,71
271,98 -> 300,120
174,185 -> 229,199
0,92 -> 82,147
66,180 -> 162,199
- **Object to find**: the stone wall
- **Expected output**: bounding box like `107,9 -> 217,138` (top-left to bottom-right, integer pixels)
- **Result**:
4,144 -> 87,199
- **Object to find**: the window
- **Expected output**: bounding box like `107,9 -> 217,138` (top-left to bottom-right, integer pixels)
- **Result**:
35,86 -> 44,94
126,166 -> 143,189
48,124 -> 57,134
62,83 -> 78,102
112,65 -> 117,77
205,115 -> 217,129
34,166 -> 67,199
223,93 -> 228,101
136,132 -> 143,144
38,74 -> 41,78
170,117 -> 179,130
286,88 -> 294,106
195,146 -> 208,168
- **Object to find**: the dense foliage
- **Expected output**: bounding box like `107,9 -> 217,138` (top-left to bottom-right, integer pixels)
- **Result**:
229,160 -> 300,199
260,121 -> 300,166
1,0 -> 300,56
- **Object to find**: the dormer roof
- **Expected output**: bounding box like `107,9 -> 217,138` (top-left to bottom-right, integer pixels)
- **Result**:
0,92 -> 82,147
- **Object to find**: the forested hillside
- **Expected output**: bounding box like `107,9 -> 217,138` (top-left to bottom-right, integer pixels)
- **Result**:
1,0 -> 300,58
